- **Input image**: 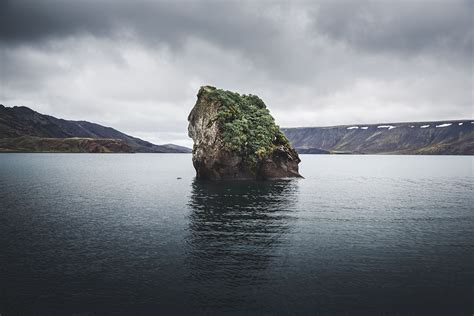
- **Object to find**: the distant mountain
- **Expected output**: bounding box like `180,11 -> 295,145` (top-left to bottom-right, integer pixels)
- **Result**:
0,105 -> 191,153
282,120 -> 474,155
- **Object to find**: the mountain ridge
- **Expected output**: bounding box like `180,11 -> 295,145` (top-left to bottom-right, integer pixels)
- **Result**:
283,119 -> 470,129
282,120 -> 473,155
0,105 -> 191,153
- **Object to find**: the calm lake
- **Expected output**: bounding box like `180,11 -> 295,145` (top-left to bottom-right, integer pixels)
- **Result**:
0,154 -> 472,315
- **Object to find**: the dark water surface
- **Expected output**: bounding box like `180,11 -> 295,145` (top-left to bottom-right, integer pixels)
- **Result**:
0,154 -> 472,315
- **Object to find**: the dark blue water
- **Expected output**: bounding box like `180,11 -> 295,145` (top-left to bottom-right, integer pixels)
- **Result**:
0,154 -> 472,315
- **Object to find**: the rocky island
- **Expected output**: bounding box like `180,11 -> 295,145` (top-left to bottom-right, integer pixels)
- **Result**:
188,86 -> 302,180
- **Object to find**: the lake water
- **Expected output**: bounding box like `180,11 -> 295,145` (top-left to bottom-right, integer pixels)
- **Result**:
0,154 -> 472,315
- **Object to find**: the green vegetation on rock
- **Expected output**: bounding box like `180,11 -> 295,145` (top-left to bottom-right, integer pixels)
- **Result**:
205,86 -> 289,168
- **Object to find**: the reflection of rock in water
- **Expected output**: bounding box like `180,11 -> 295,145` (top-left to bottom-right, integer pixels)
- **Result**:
186,179 -> 299,310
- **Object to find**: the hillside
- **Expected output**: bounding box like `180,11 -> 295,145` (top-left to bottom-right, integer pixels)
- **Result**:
282,120 -> 473,155
0,105 -> 191,153
0,136 -> 135,153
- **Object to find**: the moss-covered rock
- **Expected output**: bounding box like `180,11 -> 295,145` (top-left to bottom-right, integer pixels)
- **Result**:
188,86 -> 302,180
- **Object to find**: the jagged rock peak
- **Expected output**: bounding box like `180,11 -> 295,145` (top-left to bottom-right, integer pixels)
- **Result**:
188,86 -> 302,180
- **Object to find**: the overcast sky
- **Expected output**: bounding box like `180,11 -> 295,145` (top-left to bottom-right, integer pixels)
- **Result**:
1,0 -> 472,147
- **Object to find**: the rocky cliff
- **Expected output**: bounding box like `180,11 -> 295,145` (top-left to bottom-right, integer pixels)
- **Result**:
188,86 -> 302,180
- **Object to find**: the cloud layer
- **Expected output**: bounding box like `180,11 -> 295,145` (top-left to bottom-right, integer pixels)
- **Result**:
1,0 -> 472,146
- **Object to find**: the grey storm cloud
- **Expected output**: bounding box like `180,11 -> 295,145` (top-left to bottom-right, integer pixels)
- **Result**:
312,0 -> 473,58
0,0 -> 278,52
0,0 -> 472,147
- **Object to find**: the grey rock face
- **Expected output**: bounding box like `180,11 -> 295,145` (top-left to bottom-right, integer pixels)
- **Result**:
188,86 -> 302,180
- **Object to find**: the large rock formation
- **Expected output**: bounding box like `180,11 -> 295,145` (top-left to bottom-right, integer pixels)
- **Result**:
188,86 -> 302,180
